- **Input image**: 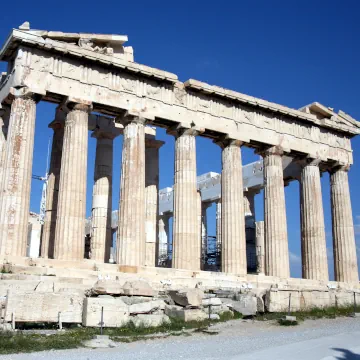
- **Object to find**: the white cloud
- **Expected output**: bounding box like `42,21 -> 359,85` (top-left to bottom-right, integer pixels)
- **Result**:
289,251 -> 301,264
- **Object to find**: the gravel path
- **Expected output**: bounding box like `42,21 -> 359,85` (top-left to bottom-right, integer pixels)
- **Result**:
1,317 -> 359,360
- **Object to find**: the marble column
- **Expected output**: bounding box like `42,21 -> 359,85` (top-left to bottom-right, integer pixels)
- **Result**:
117,116 -> 146,266
0,105 -> 10,195
40,109 -> 65,258
300,159 -> 328,281
145,134 -> 164,267
90,129 -> 116,263
0,91 -> 38,257
216,199 -> 222,252
262,146 -> 290,278
201,201 -> 211,269
158,214 -> 170,266
219,139 -> 246,275
171,128 -> 200,270
53,102 -> 91,261
330,166 -> 359,283
244,191 -> 256,218
255,221 -> 265,274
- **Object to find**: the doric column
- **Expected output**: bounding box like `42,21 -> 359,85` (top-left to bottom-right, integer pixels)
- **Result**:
330,166 -> 359,283
40,109 -> 65,258
171,127 -> 201,270
0,105 -> 10,195
255,221 -> 265,274
262,146 -> 290,278
145,133 -> 164,267
0,90 -> 38,257
53,102 -> 91,261
158,214 -> 170,266
201,201 -> 211,269
218,138 -> 246,275
216,199 -> 222,253
90,128 -> 116,263
244,191 -> 256,218
300,159 -> 328,281
117,116 -> 146,266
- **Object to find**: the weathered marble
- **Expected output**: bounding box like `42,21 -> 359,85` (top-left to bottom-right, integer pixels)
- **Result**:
0,105 -> 10,196
54,102 -> 91,261
90,129 -> 115,263
262,146 -> 290,278
255,221 -> 265,274
144,133 -> 164,267
216,200 -> 222,251
219,139 -> 246,275
300,159 -> 328,281
330,166 -> 359,283
117,116 -> 146,266
41,109 -> 64,258
172,128 -> 201,270
0,91 -> 37,256
158,214 -> 170,266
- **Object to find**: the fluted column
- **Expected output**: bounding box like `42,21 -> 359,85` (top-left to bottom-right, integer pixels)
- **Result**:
117,116 -> 146,266
53,102 -> 91,261
262,146 -> 290,278
0,105 -> 10,196
171,128 -> 200,270
90,129 -> 116,263
300,159 -> 328,281
201,201 -> 211,269
0,91 -> 38,257
158,214 -> 170,266
216,199 -> 222,254
255,221 -> 265,274
41,109 -> 65,258
330,166 -> 359,283
219,139 -> 246,275
145,134 -> 164,267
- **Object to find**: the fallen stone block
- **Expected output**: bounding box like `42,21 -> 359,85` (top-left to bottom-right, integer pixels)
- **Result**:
165,305 -> 207,322
121,280 -> 156,297
209,314 -> 220,321
120,296 -> 154,305
129,300 -> 166,314
5,292 -> 83,323
222,295 -> 257,316
209,305 -> 231,315
202,298 -> 222,307
257,296 -> 265,313
83,297 -> 129,327
131,314 -> 170,328
92,280 -> 122,295
168,288 -> 204,307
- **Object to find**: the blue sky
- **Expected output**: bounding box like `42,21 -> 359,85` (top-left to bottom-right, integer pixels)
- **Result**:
0,0 -> 359,278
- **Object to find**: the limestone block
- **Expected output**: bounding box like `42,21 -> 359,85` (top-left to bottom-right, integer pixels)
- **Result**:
265,290 -> 301,313
131,314 -> 170,328
209,305 -> 231,314
120,296 -> 154,305
165,305 -> 208,322
168,288 -> 204,307
93,280 -> 122,295
5,292 -> 83,323
129,300 -> 166,314
209,314 -> 220,321
257,297 -> 265,313
121,280 -> 156,297
0,280 -> 53,297
82,297 -> 129,327
202,298 -> 222,306
223,295 -> 257,316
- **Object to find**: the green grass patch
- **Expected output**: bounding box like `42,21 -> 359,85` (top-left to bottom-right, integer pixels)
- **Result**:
257,304 -> 360,323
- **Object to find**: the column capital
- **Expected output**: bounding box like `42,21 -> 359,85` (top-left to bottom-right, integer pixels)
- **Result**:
48,108 -> 65,130
257,145 -> 287,157
167,124 -> 204,137
329,163 -> 351,174
91,128 -> 118,141
214,136 -> 243,149
9,87 -> 43,103
296,156 -> 322,168
116,113 -> 147,127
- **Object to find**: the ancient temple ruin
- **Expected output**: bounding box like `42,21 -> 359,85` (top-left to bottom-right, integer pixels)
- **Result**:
0,23 -> 359,325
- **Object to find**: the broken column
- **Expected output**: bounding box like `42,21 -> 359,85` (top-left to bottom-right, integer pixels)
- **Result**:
219,138 -> 247,275
262,146 -> 290,278
144,130 -> 164,267
0,89 -> 38,257
117,115 -> 146,266
171,127 -> 201,270
90,127 -> 116,263
40,109 -> 64,258
330,166 -> 359,283
53,102 -> 91,261
300,159 -> 328,281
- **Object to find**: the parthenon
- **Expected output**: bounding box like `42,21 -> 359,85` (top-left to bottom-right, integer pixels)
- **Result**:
0,22 -> 359,292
